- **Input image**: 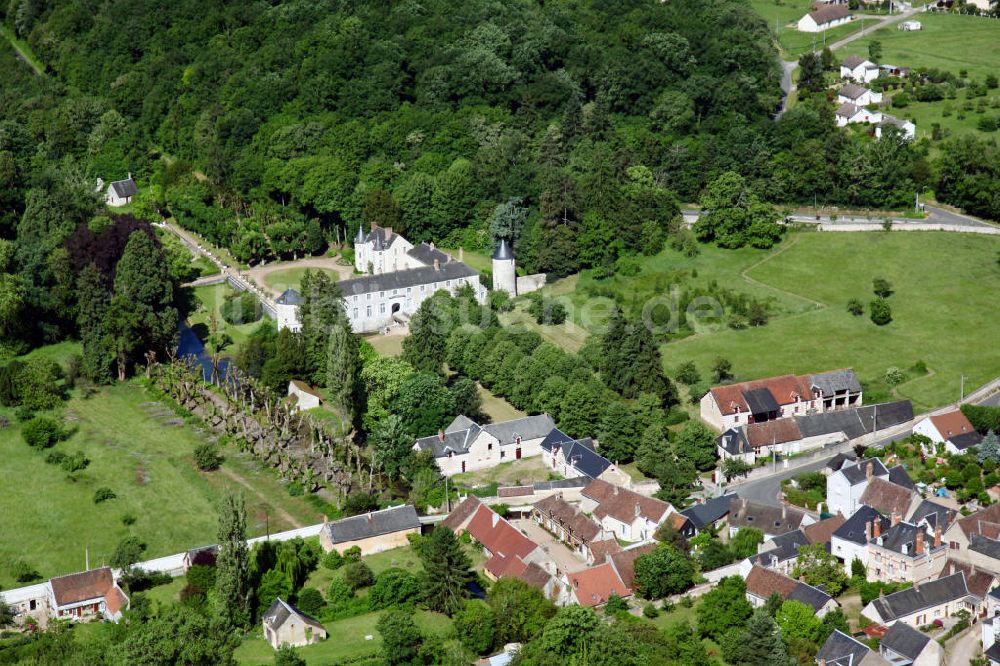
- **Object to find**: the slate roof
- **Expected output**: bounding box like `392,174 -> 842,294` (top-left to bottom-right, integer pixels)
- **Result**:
808,4 -> 850,24
836,102 -> 861,119
939,559 -> 996,599
744,387 -> 780,414
868,572 -> 970,622
873,522 -> 931,557
445,415 -> 477,433
827,451 -> 857,472
275,288 -> 302,305
415,423 -> 483,458
909,500 -> 955,532
887,465 -> 915,490
322,505 -> 420,545
406,242 -> 451,268
969,534 -> 1000,562
795,401 -> 914,441
361,225 -> 403,250
817,630 -> 873,666
262,598 -> 325,633
49,567 -> 121,609
492,239 -> 514,260
987,642 -> 1000,663
787,579 -> 835,612
582,479 -> 672,525
109,177 -> 138,198
679,493 -> 737,530
949,431 -> 983,451
729,498 -> 809,536
860,477 -> 915,517
533,494 -> 602,542
483,414 -> 557,444
810,369 -> 862,395
839,84 -> 870,101
879,114 -> 913,129
842,55 -> 873,70
338,260 -> 478,296
533,477 -> 591,491
838,458 -> 890,487
540,428 -> 612,479
754,529 -> 810,567
880,622 -> 931,661
833,505 -> 891,545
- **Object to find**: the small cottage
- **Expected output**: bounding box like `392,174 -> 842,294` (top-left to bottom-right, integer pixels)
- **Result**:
262,598 -> 327,649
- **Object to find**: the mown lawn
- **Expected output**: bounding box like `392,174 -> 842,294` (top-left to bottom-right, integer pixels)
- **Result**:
479,385 -> 526,423
779,19 -> 866,57
671,232 -> 1000,411
233,609 -> 455,665
263,267 -> 340,293
187,283 -> 265,347
0,383 -> 322,588
837,13 -> 1000,80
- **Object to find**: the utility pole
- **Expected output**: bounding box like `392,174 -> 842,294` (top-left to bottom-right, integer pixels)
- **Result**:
915,193 -> 919,213
961,374 -> 965,402
445,474 -> 450,513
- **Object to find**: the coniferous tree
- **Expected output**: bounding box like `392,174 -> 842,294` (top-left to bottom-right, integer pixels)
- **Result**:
214,492 -> 250,627
402,297 -> 451,374
419,526 -> 474,616
76,263 -> 114,382
325,319 -> 359,415
598,401 -> 639,464
372,414 -> 414,482
731,608 -> 797,666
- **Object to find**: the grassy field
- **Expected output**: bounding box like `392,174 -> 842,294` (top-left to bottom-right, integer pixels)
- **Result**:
838,13 -> 1000,80
263,267 -> 340,294
188,283 -> 265,347
671,232 -> 1000,411
452,456 -> 556,489
234,609 -> 454,665
364,332 -> 404,357
441,248 -> 491,272
304,544 -> 425,595
479,385 -> 526,423
779,18 -> 866,57
0,383 -> 322,588
875,88 -> 1000,142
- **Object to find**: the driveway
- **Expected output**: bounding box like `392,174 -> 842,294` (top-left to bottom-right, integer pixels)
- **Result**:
512,518 -> 590,575
827,9 -> 921,52
945,624 -> 981,666
243,256 -> 354,296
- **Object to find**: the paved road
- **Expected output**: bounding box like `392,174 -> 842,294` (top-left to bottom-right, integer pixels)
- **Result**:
777,59 -> 797,118
827,9 -> 921,51
945,625 -> 981,666
685,205 -> 996,230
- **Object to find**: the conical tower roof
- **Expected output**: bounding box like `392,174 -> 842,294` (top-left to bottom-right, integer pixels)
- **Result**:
354,224 -> 365,243
492,238 -> 514,260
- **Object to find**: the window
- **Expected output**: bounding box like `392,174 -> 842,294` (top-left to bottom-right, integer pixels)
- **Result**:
380,291 -> 384,298
934,609 -> 942,618
353,308 -> 358,319
420,285 -> 425,292
366,305 -> 372,317
393,289 -> 397,295
367,293 -> 372,301
380,303 -> 386,314
500,451 -> 505,459
446,280 -> 451,287
353,295 -> 358,303
488,443 -> 493,451
407,287 -> 411,294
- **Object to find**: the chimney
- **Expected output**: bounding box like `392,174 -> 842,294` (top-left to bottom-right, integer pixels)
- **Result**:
879,588 -> 885,599
873,519 -> 882,538
635,503 -> 641,517
459,247 -> 464,262
127,171 -> 132,181
950,562 -> 955,576
865,521 -> 872,541
866,461 -> 874,480
613,486 -> 619,496
820,660 -> 827,666
742,497 -> 749,510
384,227 -> 392,240
917,530 -> 927,554
434,258 -> 440,270
438,429 -> 445,442
323,514 -> 328,524
782,505 -> 787,520
891,511 -> 901,527
934,524 -> 942,548
429,241 -> 435,250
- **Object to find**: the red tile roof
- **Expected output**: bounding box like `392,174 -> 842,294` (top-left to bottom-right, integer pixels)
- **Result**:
709,375 -> 813,416
930,411 -> 976,440
49,567 -> 118,608
582,479 -> 672,525
533,494 -> 602,542
498,486 -> 535,498
569,563 -> 629,607
589,538 -> 623,563
289,379 -> 323,399
467,504 -> 538,561
608,542 -> 657,590
745,419 -> 804,449
803,515 -> 847,545
958,503 -> 1000,540
745,565 -> 798,600
442,496 -> 482,532
939,559 -> 996,599
859,477 -> 915,518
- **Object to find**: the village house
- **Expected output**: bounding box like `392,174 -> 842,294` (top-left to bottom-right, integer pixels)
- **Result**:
261,598 -> 327,649
539,428 -> 631,486
984,612 -> 1000,666
909,499 -> 957,534
876,115 -> 917,141
836,102 -> 883,127
182,545 -> 218,571
745,565 -> 839,617
860,477 -> 918,519
700,368 -> 862,431
878,621 -> 942,666
938,559 -> 999,620
287,379 -> 323,412
832,505 -> 892,575
580,479 -> 674,543
826,451 -> 858,474
827,458 -> 890,517
678,492 -> 737,536
941,502 -> 1000,557
841,55 -> 881,83
913,410 -> 983,455
47,567 -> 129,623
105,174 -> 138,207
753,515 -> 846,575
274,288 -> 302,332
318,505 -> 421,556
414,414 -> 556,476
531,494 -> 616,562
838,83 -> 884,107
816,630 -> 887,666
867,518 -> 947,584
566,563 -> 630,608
797,4 -> 852,32
862,571 -> 978,628
729,497 -> 816,540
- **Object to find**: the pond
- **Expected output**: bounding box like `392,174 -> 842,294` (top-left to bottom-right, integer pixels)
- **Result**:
177,322 -> 230,382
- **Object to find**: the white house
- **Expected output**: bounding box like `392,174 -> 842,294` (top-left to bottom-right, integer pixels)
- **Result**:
831,506 -> 891,575
274,288 -> 302,332
48,568 -> 129,623
287,379 -> 322,411
262,598 -> 327,649
827,457 -> 889,517
106,175 -> 138,207
876,115 -> 917,141
838,83 -> 883,108
414,414 -> 556,476
879,622 -> 942,666
914,410 -> 982,454
862,571 -> 977,628
539,429 -> 633,486
836,102 -> 883,127
580,479 -> 674,543
798,4 -> 852,32
841,55 -> 881,83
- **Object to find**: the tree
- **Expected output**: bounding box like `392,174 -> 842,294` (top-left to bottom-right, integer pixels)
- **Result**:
699,539 -> 735,571
696,576 -> 752,640
851,557 -> 867,580
490,198 -> 528,243
712,357 -> 733,383
870,298 -> 892,325
776,600 -> 822,643
111,535 -> 147,573
633,544 -> 694,599
214,492 -> 250,627
0,598 -> 13,627
454,600 -> 496,655
652,454 -> 698,507
325,319 -> 360,416
76,263 -> 114,382
449,376 -> 483,420
598,401 -> 639,464
798,53 -> 825,93
419,526 -> 474,616
675,361 -> 700,385
792,543 -> 849,596
820,47 -> 835,71
722,457 -> 753,482
872,277 -> 893,298
978,431 -> 1000,464
868,40 -> 883,64
402,297 -> 452,373
372,415 -> 415,481
695,172 -> 783,250
389,372 -> 456,436
673,420 -> 718,471
847,298 -> 864,316
730,527 -> 764,560
369,568 -> 421,609
487,578 -> 557,645
729,608 -> 797,666
604,594 -> 628,615
115,603 -> 240,665
274,646 -> 306,666
377,610 -> 424,665
559,379 -> 606,438
654,524 -> 691,556
343,561 -> 375,590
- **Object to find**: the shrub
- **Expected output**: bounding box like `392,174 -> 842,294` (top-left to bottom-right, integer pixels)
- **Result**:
527,295 -> 567,325
220,292 -> 262,325
977,116 -> 998,132
847,298 -> 864,316
368,568 -> 421,610
643,603 -> 660,618
342,561 -> 374,590
892,92 -> 910,108
869,298 -> 892,326
604,594 -> 629,615
193,443 -> 223,471
296,587 -> 325,615
93,487 -> 117,504
8,559 -> 41,583
675,361 -> 700,385
343,545 -> 362,563
122,513 -> 137,526
21,416 -> 64,449
885,367 -> 906,386
322,549 -> 344,570
60,451 -> 90,473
